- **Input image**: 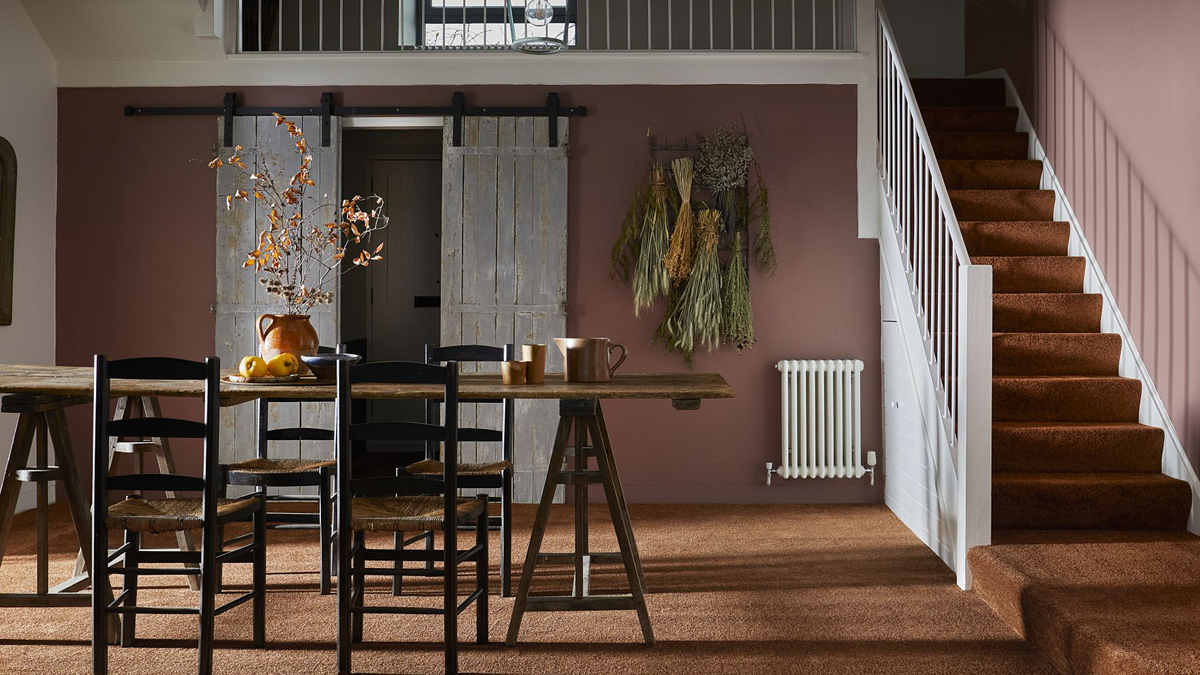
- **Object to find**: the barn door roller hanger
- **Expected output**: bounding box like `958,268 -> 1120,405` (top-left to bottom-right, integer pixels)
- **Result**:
125,91 -> 586,148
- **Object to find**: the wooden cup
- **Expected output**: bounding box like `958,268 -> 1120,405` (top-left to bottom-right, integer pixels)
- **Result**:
501,361 -> 528,385
521,344 -> 547,384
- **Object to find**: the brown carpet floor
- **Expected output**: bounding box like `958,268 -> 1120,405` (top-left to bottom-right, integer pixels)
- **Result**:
0,502 -> 1053,675
919,76 -> 1200,675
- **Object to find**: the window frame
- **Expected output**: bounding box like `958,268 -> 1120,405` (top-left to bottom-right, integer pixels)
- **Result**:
0,136 -> 14,326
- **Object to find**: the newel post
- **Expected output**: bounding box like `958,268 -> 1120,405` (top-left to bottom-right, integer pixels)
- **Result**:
956,263 -> 992,589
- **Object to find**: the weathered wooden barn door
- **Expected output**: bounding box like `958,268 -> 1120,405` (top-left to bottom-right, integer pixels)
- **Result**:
442,116 -> 568,502
214,116 -> 340,493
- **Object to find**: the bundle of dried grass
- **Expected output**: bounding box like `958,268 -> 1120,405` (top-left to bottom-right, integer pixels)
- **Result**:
750,164 -> 777,276
664,157 -> 696,282
722,232 -> 755,350
662,208 -> 723,365
609,172 -> 647,283
632,162 -> 672,316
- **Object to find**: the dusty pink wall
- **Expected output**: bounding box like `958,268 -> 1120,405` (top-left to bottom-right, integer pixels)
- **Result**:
969,0 -> 1200,473
57,84 -> 881,503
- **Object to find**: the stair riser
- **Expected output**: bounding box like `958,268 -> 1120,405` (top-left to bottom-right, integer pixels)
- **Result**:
960,221 -> 1070,257
921,106 -> 1019,133
931,133 -> 1029,160
951,190 -> 1056,221
993,333 -> 1121,376
992,478 -> 1191,530
940,160 -> 1044,189
993,378 -> 1141,423
993,294 -> 1102,333
975,256 -> 1085,293
912,78 -> 1007,107
993,425 -> 1164,473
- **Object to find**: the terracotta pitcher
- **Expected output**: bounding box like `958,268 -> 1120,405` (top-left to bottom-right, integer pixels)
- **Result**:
554,337 -> 627,383
258,314 -> 319,374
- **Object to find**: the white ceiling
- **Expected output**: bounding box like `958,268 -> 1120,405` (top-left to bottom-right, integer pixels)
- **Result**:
20,0 -> 225,63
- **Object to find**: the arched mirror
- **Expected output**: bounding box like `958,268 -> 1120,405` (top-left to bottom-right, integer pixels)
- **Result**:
0,136 -> 14,325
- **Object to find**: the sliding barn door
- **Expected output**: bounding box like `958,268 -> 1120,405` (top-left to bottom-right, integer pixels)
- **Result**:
214,116 -> 340,491
443,116 -> 568,502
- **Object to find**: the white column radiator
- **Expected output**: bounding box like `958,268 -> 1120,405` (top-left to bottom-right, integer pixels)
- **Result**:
768,359 -> 876,485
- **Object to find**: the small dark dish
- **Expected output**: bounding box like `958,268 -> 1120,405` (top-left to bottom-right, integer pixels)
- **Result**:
301,353 -> 361,381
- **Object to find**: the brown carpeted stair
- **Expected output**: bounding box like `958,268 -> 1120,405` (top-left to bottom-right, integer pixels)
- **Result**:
914,77 -> 1199,675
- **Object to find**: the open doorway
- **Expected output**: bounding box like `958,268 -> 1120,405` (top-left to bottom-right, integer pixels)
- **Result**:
340,127 -> 442,429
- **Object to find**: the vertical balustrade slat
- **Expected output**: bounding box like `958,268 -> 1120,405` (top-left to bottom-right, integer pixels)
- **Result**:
811,0 -> 816,49
831,0 -> 837,50
751,0 -> 756,50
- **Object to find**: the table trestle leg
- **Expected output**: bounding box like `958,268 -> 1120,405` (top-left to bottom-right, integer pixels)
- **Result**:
505,399 -> 654,647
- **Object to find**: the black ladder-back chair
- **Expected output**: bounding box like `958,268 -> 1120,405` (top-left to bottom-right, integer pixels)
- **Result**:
218,345 -> 339,594
335,359 -> 488,675
92,356 -> 266,675
407,343 -> 514,597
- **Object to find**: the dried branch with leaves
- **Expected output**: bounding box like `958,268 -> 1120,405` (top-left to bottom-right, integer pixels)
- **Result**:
210,114 -> 388,315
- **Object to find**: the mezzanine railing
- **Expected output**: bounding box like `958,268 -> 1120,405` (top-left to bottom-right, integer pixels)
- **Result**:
237,0 -> 857,52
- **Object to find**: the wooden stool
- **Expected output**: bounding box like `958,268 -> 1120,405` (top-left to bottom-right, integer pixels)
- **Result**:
75,396 -> 200,590
0,394 -> 119,642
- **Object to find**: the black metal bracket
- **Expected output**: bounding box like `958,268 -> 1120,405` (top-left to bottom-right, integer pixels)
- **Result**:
222,92 -> 237,147
547,92 -> 561,147
320,91 -> 334,148
125,91 -> 588,149
451,91 -> 466,148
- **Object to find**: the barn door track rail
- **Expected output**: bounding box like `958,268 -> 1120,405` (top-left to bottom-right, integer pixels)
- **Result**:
125,92 -> 587,148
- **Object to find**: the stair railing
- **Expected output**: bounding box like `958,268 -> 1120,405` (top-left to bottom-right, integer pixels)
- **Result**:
876,3 -> 992,588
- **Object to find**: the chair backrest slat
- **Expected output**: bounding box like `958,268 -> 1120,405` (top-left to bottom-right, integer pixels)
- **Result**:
107,417 -> 207,440
107,473 -> 206,493
460,427 -> 503,443
426,344 -> 505,364
349,421 -> 446,443
264,427 -> 335,442
106,357 -> 208,381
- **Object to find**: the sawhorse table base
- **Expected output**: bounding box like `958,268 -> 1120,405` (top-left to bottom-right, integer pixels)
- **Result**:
506,399 -> 654,646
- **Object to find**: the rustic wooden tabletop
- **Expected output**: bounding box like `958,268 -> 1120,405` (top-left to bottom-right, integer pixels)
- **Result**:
0,364 -> 734,406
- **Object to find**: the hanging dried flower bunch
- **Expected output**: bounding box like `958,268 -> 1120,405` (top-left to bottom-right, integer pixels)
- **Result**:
609,172 -> 646,283
694,124 -> 755,193
660,209 -> 724,365
631,162 -> 672,316
611,121 -> 780,366
722,232 -> 755,351
750,164 -> 777,276
664,157 -> 696,282
211,114 -> 388,315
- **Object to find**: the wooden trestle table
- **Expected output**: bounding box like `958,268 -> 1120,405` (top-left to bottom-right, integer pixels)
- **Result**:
0,364 -> 734,645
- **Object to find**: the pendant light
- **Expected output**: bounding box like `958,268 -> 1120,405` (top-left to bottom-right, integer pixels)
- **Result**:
505,0 -> 568,54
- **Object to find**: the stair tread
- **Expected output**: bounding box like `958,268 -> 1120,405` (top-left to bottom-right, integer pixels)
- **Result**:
939,159 -> 1043,189
992,293 -> 1102,333
994,471 -> 1188,486
969,540 -> 1200,674
920,106 -> 1019,133
911,78 -> 1007,107
989,530 -> 1199,544
992,420 -> 1158,431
